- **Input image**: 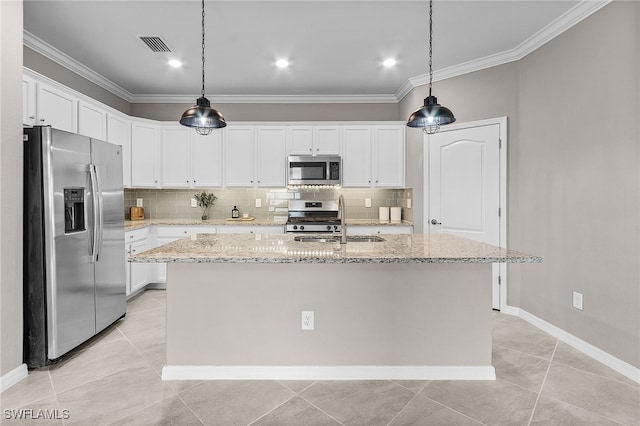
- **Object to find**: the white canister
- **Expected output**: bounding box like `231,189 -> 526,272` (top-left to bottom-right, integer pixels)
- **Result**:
390,207 -> 402,222
378,206 -> 390,222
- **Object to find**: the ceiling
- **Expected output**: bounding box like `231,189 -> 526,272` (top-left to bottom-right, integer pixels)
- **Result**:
23,1 -> 606,103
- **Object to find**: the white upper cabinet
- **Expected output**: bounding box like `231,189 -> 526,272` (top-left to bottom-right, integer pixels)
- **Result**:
224,126 -> 286,188
23,75 -> 37,126
342,125 -> 405,188
78,100 -> 107,140
192,131 -> 223,187
286,126 -> 341,156
224,127 -> 255,187
255,127 -> 286,187
342,127 -> 373,187
373,126 -> 405,187
160,126 -> 222,188
36,82 -> 78,133
131,121 -> 160,187
106,113 -> 132,187
161,127 -> 191,187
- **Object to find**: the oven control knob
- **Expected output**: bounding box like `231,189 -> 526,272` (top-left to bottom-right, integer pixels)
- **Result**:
327,225 -> 332,231
333,225 -> 339,231
300,225 -> 305,231
293,225 -> 298,230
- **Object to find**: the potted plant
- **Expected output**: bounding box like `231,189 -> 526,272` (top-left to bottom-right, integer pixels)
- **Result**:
194,191 -> 217,220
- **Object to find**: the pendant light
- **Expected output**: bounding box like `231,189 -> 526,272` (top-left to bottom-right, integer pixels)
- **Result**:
180,0 -> 226,135
407,0 -> 455,134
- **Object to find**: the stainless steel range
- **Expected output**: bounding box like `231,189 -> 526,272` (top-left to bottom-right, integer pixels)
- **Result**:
286,200 -> 342,233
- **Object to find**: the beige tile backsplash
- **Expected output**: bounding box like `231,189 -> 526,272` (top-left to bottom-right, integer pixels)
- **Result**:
124,188 -> 413,222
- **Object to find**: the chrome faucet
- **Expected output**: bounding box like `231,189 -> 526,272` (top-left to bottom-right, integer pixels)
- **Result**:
338,194 -> 347,244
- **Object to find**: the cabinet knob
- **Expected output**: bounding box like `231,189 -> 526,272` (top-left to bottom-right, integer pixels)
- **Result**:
29,115 -> 35,119
39,118 -> 45,122
184,231 -> 187,234
309,148 -> 312,152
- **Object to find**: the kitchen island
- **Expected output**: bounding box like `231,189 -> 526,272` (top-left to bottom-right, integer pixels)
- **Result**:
131,233 -> 540,381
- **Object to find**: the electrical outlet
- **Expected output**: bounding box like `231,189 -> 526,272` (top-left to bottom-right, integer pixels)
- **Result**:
365,198 -> 372,208
190,198 -> 198,208
301,311 -> 314,330
572,291 -> 583,310
255,198 -> 262,208
136,198 -> 143,207
407,198 -> 412,209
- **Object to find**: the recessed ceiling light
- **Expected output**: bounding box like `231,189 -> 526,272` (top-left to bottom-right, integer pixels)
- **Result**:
168,59 -> 182,68
275,59 -> 290,69
383,58 -> 397,68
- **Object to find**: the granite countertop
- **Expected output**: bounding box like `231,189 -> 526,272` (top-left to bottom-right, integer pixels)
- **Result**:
130,233 -> 540,264
124,218 -> 414,231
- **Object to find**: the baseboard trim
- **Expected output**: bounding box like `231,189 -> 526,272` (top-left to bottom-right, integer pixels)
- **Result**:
503,305 -> 640,384
161,365 -> 496,381
0,364 -> 28,393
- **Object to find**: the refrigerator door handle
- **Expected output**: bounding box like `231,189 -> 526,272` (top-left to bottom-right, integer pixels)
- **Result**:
88,164 -> 102,262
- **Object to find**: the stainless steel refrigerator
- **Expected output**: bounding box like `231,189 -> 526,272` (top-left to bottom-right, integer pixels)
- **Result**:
23,126 -> 126,368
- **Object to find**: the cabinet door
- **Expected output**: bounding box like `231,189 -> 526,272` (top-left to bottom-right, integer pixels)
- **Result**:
107,114 -> 132,187
192,131 -> 223,187
131,122 -> 160,187
256,127 -> 286,187
36,83 -> 78,133
314,126 -> 341,155
124,245 -> 132,296
374,126 -> 405,187
287,127 -> 314,155
78,101 -> 107,140
161,127 -> 191,187
23,75 -> 37,126
224,127 -> 254,187
342,127 -> 372,187
129,240 -> 151,294
347,225 -> 413,235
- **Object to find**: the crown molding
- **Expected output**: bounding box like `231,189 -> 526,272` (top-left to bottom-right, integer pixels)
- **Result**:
24,0 -> 611,105
133,94 -> 398,104
23,31 -> 136,103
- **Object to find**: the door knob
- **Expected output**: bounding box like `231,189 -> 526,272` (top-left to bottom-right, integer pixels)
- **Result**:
431,219 -> 441,225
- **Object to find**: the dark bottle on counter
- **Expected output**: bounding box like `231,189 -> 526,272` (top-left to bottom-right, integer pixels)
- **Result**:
231,206 -> 239,219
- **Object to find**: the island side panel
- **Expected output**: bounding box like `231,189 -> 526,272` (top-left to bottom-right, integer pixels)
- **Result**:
166,262 -> 492,368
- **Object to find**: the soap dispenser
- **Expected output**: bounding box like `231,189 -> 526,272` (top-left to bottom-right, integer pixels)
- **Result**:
231,206 -> 239,219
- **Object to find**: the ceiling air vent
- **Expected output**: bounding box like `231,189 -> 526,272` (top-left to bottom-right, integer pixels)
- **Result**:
138,36 -> 172,53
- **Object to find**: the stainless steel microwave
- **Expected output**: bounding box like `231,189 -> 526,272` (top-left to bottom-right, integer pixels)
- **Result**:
287,155 -> 341,186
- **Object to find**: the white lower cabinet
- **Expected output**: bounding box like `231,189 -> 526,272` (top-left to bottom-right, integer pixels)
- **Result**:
125,228 -> 153,298
347,225 -> 413,235
216,225 -> 284,234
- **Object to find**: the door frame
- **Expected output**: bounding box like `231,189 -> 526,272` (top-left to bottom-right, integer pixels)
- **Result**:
424,116 -> 508,310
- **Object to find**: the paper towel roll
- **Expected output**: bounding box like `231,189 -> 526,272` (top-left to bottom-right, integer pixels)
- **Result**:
378,206 -> 390,222
390,207 -> 402,222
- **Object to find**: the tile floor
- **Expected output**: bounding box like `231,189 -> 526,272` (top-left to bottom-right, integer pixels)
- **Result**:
2,289 -> 638,426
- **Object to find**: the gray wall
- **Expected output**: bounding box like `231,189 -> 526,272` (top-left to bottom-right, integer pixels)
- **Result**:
514,1 -> 639,368
24,46 -> 131,115
401,1 -> 639,368
0,0 -> 24,377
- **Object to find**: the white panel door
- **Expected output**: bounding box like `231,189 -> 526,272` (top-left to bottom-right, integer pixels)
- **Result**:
23,75 -> 37,126
428,123 -> 502,308
256,127 -> 286,187
342,127 -> 372,187
192,131 -> 223,187
224,127 -> 255,187
161,127 -> 191,187
314,127 -> 341,155
287,127 -> 314,155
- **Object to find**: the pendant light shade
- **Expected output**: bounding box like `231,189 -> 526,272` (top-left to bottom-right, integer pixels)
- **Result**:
180,96 -> 226,135
180,0 -> 226,135
407,0 -> 455,134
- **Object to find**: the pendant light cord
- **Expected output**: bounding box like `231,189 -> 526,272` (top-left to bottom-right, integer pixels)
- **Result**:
428,0 -> 433,96
201,0 -> 206,98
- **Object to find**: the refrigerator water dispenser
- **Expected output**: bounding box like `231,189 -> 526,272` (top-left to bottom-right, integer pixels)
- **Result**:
64,187 -> 85,233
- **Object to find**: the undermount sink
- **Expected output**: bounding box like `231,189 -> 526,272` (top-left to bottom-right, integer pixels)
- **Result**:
293,235 -> 385,243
